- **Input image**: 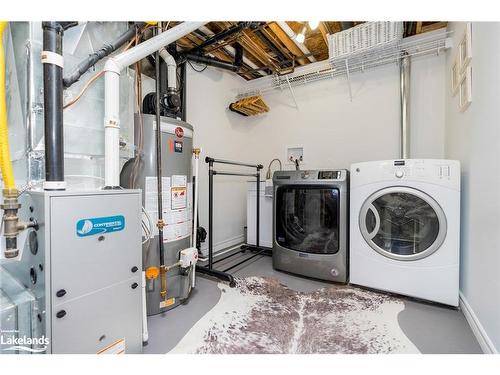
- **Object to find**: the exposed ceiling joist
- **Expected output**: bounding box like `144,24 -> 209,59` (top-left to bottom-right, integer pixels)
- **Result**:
168,21 -> 449,80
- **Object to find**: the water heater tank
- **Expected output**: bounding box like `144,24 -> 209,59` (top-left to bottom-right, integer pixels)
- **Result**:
121,113 -> 193,316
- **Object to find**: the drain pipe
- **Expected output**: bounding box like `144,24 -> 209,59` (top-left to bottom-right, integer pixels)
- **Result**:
103,21 -> 206,188
400,53 -> 411,159
41,22 -> 76,190
276,22 -> 316,63
159,47 -> 177,92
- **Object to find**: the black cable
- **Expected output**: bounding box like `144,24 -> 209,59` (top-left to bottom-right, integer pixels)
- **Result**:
187,59 -> 208,73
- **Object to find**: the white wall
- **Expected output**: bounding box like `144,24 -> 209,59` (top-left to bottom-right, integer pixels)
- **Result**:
241,53 -> 446,172
186,46 -> 446,254
186,65 -> 255,252
445,22 -> 500,353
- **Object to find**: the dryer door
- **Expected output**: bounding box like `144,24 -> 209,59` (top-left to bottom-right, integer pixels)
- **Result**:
359,186 -> 447,261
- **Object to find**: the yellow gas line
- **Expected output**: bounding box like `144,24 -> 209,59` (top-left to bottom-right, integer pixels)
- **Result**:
0,21 -> 16,191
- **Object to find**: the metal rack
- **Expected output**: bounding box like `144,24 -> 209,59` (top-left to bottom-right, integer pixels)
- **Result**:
236,30 -> 452,102
195,157 -> 271,287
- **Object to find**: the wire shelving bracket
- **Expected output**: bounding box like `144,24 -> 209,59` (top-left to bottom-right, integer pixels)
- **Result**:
235,30 -> 452,102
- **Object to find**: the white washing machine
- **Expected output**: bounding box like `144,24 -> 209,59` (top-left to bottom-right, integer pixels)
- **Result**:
349,159 -> 460,306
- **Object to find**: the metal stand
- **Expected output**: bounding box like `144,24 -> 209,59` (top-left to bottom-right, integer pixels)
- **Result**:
195,157 -> 266,288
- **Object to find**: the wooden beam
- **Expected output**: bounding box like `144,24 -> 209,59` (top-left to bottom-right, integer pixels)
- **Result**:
318,22 -> 329,47
240,30 -> 280,71
260,27 -> 294,61
416,22 -> 423,34
419,22 -> 448,34
267,22 -> 308,65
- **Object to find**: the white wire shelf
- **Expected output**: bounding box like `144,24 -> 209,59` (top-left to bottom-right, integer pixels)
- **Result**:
236,30 -> 452,101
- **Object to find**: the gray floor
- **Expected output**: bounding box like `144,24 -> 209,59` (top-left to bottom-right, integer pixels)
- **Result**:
144,253 -> 482,354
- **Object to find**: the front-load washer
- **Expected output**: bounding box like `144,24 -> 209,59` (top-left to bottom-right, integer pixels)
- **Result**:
273,169 -> 348,283
350,159 -> 460,306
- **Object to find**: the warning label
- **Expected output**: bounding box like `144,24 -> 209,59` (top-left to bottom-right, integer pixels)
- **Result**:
171,187 -> 187,210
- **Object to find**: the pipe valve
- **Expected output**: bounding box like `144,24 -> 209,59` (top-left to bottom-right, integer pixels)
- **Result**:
1,189 -> 36,258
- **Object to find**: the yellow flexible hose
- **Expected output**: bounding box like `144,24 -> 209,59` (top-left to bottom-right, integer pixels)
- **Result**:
0,21 -> 16,190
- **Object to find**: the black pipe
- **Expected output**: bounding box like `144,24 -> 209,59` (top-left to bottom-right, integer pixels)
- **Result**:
42,22 -> 76,188
185,53 -> 240,72
234,43 -> 243,69
256,167 -> 260,249
208,159 -> 214,269
187,22 -> 257,54
154,29 -> 165,268
180,62 -> 187,122
159,53 -> 168,96
63,22 -> 144,88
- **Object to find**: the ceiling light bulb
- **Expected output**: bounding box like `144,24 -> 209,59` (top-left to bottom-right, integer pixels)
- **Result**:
296,32 -> 305,43
308,21 -> 320,30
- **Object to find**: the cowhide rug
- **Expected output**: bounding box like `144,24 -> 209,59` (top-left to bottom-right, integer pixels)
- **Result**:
169,276 -> 419,354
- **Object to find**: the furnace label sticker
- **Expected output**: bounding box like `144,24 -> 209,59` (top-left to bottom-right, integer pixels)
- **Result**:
76,215 -> 125,237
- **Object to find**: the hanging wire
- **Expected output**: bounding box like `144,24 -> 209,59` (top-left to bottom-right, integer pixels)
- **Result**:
187,59 -> 208,73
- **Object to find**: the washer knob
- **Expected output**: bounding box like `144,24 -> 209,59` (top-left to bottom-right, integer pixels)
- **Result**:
395,170 -> 404,178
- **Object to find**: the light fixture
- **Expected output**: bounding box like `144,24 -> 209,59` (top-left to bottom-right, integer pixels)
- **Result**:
308,21 -> 320,30
295,25 -> 307,43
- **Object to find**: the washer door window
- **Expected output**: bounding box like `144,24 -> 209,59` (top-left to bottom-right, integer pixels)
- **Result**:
359,186 -> 447,261
276,186 -> 339,254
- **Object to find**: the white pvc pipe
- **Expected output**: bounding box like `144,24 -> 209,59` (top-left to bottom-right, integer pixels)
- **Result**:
103,21 -> 206,187
141,271 -> 149,343
192,152 -> 200,248
276,22 -> 316,63
159,47 -> 177,91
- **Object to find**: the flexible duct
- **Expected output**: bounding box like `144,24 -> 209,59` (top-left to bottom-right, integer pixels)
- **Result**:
103,21 -> 206,187
0,21 -> 15,190
400,53 -> 411,159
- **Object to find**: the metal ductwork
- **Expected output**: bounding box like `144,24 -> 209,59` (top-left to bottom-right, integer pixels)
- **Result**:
400,53 -> 411,159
